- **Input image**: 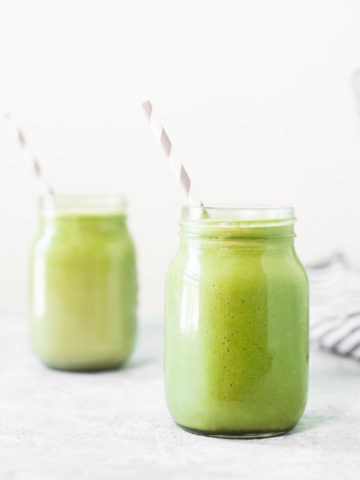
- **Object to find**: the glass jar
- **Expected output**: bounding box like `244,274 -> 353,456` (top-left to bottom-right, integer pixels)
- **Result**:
165,205 -> 308,438
30,195 -> 137,371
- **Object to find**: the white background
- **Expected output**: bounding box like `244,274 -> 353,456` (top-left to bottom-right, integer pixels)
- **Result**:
0,0 -> 360,319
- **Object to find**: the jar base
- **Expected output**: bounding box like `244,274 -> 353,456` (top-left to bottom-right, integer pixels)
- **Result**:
42,360 -> 126,373
177,424 -> 293,439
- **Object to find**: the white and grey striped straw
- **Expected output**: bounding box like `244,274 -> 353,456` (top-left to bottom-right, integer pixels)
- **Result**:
4,114 -> 54,195
352,68 -> 360,115
142,101 -> 202,207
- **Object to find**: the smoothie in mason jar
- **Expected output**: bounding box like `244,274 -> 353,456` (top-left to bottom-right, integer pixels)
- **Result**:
30,195 -> 137,371
165,206 -> 308,438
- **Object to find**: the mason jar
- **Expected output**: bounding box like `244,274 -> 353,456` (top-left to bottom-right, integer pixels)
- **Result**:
30,195 -> 137,371
165,205 -> 308,438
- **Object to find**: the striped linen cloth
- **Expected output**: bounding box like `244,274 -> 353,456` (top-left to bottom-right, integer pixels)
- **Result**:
308,253 -> 360,361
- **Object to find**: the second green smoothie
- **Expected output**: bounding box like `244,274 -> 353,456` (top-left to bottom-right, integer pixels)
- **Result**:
30,195 -> 137,371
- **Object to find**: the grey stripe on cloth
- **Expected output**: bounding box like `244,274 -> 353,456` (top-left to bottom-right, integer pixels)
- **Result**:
307,253 -> 360,361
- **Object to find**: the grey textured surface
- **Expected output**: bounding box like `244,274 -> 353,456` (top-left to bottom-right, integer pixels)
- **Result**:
0,315 -> 359,479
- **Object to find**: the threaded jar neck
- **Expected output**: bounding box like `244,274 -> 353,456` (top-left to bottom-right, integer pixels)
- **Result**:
39,194 -> 126,219
180,205 -> 296,240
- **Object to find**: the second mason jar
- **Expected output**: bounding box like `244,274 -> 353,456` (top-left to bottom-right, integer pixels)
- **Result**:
30,195 -> 137,371
165,205 -> 309,438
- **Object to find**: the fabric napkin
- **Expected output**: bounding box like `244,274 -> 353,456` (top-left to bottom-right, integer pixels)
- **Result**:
308,253 -> 360,361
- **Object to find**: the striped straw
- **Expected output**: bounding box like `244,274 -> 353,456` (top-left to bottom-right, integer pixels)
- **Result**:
4,114 -> 54,195
142,100 -> 202,207
352,69 -> 360,115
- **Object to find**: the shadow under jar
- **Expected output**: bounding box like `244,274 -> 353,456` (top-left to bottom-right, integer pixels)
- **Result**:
30,195 -> 137,371
165,205 -> 309,438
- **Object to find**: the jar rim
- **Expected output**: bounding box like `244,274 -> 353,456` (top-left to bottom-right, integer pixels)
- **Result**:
40,194 -> 126,215
181,204 -> 295,225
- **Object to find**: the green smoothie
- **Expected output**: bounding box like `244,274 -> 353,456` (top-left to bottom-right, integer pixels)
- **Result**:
30,196 -> 137,371
165,206 -> 308,438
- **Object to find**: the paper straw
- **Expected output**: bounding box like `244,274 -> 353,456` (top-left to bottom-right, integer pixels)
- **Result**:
4,114 -> 54,195
142,100 -> 202,206
352,69 -> 360,115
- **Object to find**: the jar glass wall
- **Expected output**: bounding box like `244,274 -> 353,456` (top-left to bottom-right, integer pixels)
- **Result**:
165,205 -> 308,438
30,195 -> 137,371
